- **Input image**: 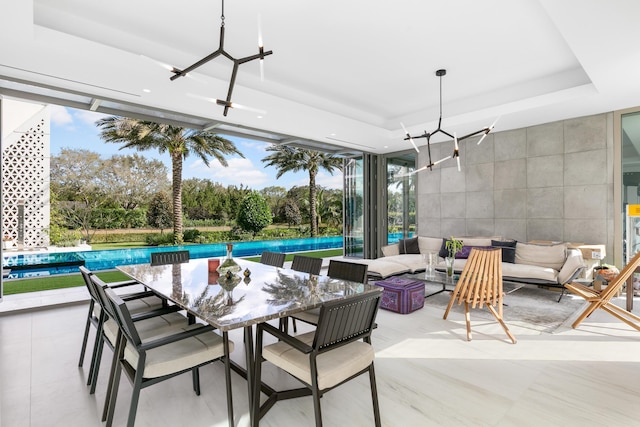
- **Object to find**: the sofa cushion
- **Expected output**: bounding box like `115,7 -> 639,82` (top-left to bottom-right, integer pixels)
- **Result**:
417,236 -> 444,254
501,262 -> 559,283
381,244 -> 399,257
352,258 -> 409,278
557,248 -> 586,284
398,237 -> 420,254
491,239 -> 517,263
383,254 -> 425,273
515,242 -> 566,271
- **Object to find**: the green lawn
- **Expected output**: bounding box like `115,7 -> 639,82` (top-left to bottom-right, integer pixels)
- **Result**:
3,248 -> 343,295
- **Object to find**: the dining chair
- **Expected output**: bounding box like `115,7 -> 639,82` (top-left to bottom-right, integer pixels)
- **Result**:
283,255 -> 324,332
565,250 -> 640,331
86,274 -> 185,396
103,287 -> 235,427
78,266 -> 163,370
150,249 -> 190,266
254,290 -> 383,427
260,251 -> 286,268
443,248 -> 516,343
291,255 -> 323,275
291,260 -> 369,331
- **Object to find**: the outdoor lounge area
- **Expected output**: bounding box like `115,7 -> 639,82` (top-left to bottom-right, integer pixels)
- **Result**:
2,286 -> 640,426
4,1 -> 640,426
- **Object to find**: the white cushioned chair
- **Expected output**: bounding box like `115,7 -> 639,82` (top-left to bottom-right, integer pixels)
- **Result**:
254,290 -> 382,426
103,287 -> 235,427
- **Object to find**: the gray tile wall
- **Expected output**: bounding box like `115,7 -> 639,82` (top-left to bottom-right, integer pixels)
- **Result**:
416,112 -> 614,254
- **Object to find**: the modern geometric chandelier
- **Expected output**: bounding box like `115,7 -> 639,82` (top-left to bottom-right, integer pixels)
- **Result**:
401,69 -> 499,173
169,0 -> 273,116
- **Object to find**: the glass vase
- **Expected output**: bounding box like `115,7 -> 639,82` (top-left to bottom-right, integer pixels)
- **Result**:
445,256 -> 455,277
217,243 -> 241,275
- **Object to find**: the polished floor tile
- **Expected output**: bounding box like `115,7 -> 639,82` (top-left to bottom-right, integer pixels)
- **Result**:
2,294 -> 640,426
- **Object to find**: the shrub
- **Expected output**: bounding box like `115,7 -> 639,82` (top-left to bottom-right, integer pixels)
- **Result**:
236,191 -> 272,236
183,228 -> 201,242
145,232 -> 175,246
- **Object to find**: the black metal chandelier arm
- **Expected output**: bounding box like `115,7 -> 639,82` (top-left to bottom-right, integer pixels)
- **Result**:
170,25 -> 227,81
458,127 -> 490,142
237,49 -> 273,65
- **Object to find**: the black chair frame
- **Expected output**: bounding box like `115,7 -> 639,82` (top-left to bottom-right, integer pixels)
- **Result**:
87,274 -> 179,397
103,288 -> 234,427
150,250 -> 190,266
291,255 -> 322,275
260,251 -> 286,268
78,266 -> 142,368
254,290 -> 382,426
327,259 -> 369,284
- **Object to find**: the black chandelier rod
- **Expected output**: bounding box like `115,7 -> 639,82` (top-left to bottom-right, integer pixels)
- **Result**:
169,0 -> 273,116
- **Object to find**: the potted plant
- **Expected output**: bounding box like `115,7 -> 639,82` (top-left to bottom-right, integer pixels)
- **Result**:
445,237 -> 463,277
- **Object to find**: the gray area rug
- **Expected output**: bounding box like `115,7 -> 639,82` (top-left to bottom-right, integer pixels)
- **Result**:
421,281 -> 585,333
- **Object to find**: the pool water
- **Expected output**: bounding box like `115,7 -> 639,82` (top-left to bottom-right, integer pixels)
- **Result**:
2,236 -> 343,278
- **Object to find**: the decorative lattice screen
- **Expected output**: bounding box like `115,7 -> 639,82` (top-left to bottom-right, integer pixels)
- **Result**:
2,114 -> 50,248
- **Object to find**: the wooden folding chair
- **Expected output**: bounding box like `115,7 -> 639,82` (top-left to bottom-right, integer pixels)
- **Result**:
565,251 -> 640,331
443,248 -> 516,344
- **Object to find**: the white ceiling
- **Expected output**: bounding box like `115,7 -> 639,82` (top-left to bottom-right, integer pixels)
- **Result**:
1,0 -> 639,154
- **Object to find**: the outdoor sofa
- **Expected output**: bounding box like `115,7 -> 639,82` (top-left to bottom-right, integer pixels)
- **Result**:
350,236 -> 586,291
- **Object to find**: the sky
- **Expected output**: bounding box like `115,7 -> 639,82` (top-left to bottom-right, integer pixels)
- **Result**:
49,105 -> 343,191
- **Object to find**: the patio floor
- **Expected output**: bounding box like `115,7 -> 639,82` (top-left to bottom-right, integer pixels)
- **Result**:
2,289 -> 640,426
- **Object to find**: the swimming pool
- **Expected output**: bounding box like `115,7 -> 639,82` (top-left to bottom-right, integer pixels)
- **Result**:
2,236 -> 344,278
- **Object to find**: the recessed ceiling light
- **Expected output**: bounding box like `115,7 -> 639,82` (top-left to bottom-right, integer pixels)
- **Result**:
142,88 -> 151,93
257,115 -> 263,119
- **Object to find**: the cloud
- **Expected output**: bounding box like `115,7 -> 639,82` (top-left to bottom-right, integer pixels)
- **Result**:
50,105 -> 73,126
316,171 -> 343,189
186,157 -> 270,187
286,170 -> 343,190
74,110 -> 110,126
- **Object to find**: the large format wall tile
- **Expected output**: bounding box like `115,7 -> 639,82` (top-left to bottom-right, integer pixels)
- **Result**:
527,121 -> 564,157
494,159 -> 526,190
564,114 -> 607,153
495,129 -> 526,161
527,155 -> 564,188
564,149 -> 607,186
416,112 -> 612,255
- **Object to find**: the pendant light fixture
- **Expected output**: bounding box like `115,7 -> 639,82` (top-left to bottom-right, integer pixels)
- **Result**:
401,69 -> 499,172
170,0 -> 273,116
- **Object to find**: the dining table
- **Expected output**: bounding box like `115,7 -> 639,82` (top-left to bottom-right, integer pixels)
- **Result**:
117,257 -> 381,425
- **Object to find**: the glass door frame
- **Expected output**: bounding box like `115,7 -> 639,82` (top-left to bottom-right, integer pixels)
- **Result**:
614,106 -> 640,268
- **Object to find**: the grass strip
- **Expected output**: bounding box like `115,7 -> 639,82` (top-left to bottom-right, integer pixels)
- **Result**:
3,248 -> 344,295
2,271 -> 132,295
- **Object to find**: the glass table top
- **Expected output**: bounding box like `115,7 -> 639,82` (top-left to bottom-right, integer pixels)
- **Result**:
118,258 -> 380,331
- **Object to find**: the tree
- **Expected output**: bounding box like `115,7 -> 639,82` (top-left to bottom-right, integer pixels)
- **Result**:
259,186 -> 287,222
101,154 -> 169,210
96,117 -> 244,244
236,191 -> 272,236
262,146 -> 343,237
50,149 -> 108,242
147,192 -> 173,233
280,198 -> 302,227
50,148 -> 103,202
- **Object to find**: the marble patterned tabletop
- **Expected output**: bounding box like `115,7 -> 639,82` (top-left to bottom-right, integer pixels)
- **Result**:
118,258 -> 380,331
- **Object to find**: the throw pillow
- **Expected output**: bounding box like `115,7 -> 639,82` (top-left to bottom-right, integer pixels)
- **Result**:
455,245 -> 493,259
399,237 -> 420,254
438,238 -> 450,258
491,239 -> 517,263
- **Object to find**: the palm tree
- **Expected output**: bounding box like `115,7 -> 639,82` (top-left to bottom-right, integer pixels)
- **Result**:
96,117 -> 244,244
262,146 -> 342,237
